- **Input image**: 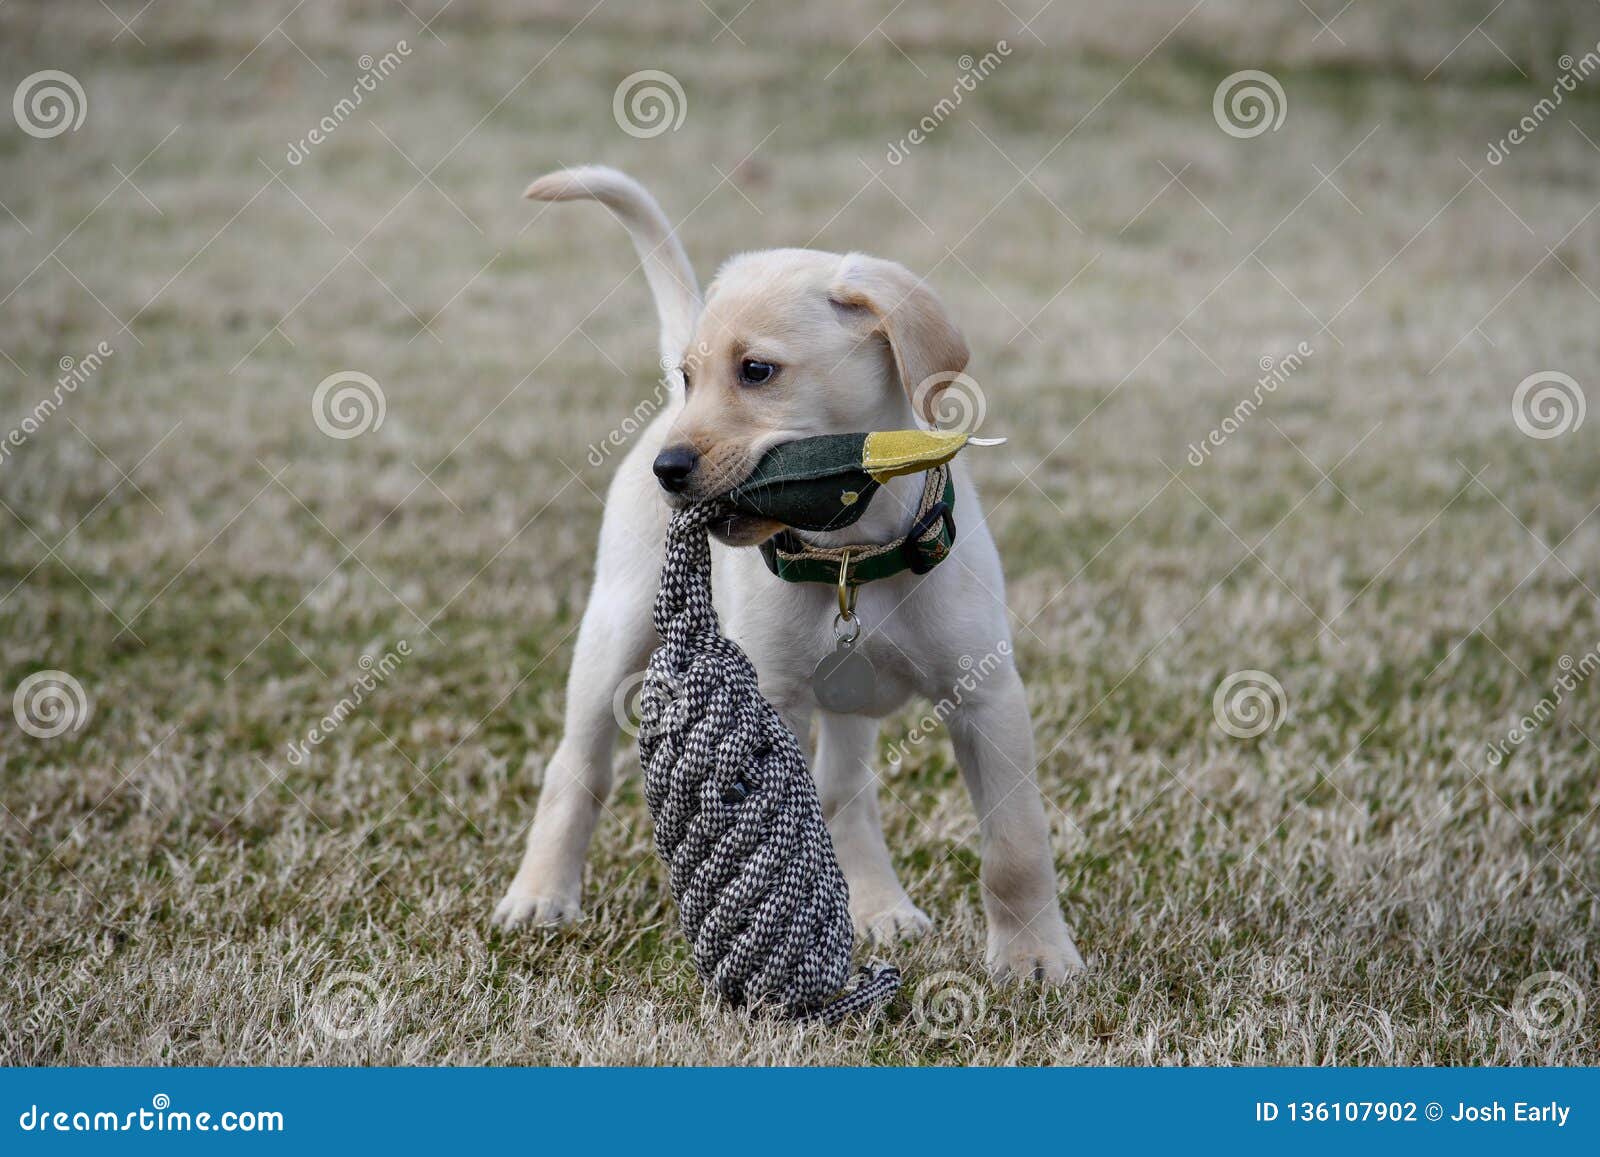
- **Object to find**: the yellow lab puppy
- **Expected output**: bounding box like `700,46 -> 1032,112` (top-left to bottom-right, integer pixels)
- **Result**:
493,167 -> 1083,981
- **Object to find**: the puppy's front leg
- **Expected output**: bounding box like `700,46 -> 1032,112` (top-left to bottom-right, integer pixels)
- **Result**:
946,669 -> 1085,981
814,711 -> 931,943
493,542 -> 659,929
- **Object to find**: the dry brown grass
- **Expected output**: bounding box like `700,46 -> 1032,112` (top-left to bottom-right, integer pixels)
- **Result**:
1,0 -> 1597,1065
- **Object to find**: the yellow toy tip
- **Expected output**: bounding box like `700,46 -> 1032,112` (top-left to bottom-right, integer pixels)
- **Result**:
861,430 -> 1003,482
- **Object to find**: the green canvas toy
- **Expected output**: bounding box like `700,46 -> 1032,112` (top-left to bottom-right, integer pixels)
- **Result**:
726,429 -> 1000,533
723,429 -> 1004,588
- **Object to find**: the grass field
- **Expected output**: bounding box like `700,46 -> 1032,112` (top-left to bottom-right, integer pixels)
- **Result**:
2,0 -> 1598,1065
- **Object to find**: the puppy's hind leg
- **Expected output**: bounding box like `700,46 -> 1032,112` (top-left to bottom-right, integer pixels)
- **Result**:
492,457 -> 666,928
946,668 -> 1085,982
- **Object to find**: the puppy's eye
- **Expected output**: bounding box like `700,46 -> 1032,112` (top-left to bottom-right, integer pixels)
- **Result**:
739,359 -> 777,386
678,365 -> 692,391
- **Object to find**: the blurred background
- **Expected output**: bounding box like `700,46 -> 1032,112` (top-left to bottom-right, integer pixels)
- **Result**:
2,1 -> 1597,1063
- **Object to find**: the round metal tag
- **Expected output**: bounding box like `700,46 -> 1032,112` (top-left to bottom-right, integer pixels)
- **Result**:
812,642 -> 876,714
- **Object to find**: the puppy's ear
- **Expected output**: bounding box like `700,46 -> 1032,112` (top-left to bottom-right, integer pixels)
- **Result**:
830,254 -> 969,425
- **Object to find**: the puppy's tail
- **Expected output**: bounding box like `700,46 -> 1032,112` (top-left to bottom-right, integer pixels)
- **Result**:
525,165 -> 701,369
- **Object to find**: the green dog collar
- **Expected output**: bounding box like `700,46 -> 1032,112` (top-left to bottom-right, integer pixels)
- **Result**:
758,467 -> 956,585
723,430 -> 999,587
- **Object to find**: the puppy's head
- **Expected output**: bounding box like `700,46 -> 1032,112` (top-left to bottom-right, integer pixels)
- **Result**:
653,249 -> 969,545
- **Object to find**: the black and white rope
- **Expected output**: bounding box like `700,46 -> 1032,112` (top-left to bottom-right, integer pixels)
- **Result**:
637,503 -> 900,1025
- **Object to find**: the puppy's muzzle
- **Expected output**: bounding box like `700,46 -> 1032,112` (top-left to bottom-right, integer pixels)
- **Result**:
652,445 -> 699,494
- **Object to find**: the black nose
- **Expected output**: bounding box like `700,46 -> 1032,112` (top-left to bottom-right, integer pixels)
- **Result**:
652,445 -> 700,492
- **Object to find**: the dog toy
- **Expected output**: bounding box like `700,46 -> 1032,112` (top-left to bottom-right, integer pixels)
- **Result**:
636,430 -> 999,1023
727,428 -> 1002,532
639,502 -> 896,1023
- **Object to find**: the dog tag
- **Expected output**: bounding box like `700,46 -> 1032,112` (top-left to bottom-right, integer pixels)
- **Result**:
813,631 -> 875,714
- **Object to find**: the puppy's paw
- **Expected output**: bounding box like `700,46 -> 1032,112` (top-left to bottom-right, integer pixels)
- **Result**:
854,900 -> 933,944
492,887 -> 583,929
987,925 -> 1086,984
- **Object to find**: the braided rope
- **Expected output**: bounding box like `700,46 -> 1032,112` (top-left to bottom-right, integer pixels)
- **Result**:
637,503 -> 901,1025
